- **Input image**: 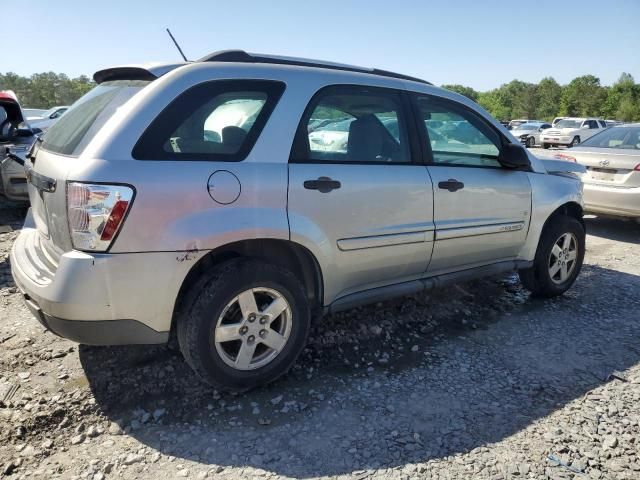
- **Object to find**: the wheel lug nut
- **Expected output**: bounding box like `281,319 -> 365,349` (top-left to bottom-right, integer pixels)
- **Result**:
239,326 -> 248,335
248,313 -> 256,322
260,316 -> 268,324
259,329 -> 267,338
248,335 -> 255,343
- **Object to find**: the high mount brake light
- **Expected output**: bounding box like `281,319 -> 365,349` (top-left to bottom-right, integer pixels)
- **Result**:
67,182 -> 134,251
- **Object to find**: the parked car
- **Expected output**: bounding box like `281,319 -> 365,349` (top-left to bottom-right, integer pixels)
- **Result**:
27,106 -> 69,132
11,51 -> 586,391
507,118 -> 531,130
23,108 -> 47,119
540,117 -> 607,148
510,121 -> 552,148
605,119 -> 623,127
0,91 -> 35,201
555,123 -> 640,219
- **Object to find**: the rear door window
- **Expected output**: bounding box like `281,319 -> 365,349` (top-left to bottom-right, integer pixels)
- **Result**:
290,85 -> 411,164
133,80 -> 285,161
41,80 -> 151,156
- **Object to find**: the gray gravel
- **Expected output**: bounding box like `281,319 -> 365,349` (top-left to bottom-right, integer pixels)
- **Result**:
1,192 -> 639,480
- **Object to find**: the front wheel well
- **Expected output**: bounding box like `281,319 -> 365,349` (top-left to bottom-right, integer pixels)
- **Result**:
545,201 -> 585,232
171,239 -> 323,337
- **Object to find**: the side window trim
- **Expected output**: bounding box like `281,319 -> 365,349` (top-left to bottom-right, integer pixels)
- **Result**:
288,84 -> 421,166
409,92 -> 507,168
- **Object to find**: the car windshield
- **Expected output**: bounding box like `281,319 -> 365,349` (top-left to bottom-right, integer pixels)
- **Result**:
580,126 -> 640,150
517,124 -> 538,131
556,119 -> 582,129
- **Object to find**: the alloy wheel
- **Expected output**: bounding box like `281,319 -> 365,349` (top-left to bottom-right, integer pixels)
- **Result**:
548,232 -> 578,284
213,287 -> 292,370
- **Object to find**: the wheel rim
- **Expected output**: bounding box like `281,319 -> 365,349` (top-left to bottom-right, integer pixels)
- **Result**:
214,287 -> 292,371
528,137 -> 534,147
572,137 -> 579,146
548,233 -> 578,284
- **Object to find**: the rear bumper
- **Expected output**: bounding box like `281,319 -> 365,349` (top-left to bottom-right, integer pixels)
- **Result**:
0,158 -> 28,201
583,183 -> 640,217
21,294 -> 168,345
10,224 -> 206,345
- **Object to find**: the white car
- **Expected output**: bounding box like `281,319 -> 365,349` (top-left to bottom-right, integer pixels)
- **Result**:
540,118 -> 607,148
510,121 -> 553,148
27,106 -> 69,131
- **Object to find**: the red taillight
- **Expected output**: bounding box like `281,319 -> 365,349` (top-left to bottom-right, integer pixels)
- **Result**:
100,200 -> 129,241
554,153 -> 577,162
66,182 -> 134,251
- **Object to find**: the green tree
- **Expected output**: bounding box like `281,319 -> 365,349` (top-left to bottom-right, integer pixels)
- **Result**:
535,77 -> 562,121
559,75 -> 607,117
441,84 -> 479,102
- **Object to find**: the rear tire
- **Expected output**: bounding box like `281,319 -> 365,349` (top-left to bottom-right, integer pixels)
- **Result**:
177,258 -> 311,391
519,215 -> 585,297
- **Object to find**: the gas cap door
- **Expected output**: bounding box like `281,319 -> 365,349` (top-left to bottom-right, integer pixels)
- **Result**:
207,170 -> 241,205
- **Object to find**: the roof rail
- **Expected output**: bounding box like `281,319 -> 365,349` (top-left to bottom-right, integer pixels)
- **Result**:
197,50 -> 432,85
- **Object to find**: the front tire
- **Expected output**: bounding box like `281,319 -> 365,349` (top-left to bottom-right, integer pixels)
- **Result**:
519,215 -> 585,297
177,259 -> 311,391
526,136 -> 536,148
570,136 -> 580,147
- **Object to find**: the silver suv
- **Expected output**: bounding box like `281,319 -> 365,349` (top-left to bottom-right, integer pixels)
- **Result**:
11,51 -> 586,391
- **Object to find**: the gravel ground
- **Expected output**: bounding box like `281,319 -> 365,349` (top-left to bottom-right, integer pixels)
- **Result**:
1,185 -> 639,480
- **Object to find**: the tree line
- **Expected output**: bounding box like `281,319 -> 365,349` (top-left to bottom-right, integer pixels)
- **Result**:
0,72 -> 94,109
1,71 -> 639,123
443,73 -> 640,122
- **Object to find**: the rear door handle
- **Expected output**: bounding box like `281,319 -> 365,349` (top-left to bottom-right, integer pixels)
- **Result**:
438,179 -> 464,192
303,176 -> 341,193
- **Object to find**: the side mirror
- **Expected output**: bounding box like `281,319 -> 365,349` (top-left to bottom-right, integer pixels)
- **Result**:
581,124 -> 590,129
498,143 -> 531,170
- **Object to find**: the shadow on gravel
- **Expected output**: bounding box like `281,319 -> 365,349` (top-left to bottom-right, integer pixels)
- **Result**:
79,263 -> 640,478
585,215 -> 640,245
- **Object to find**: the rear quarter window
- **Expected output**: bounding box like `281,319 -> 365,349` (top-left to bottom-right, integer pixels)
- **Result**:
41,80 -> 151,157
132,80 -> 285,161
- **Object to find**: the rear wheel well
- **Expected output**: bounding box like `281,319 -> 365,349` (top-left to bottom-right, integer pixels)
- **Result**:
171,240 -> 323,338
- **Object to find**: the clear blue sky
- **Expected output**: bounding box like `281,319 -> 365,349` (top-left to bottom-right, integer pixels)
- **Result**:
4,0 -> 639,91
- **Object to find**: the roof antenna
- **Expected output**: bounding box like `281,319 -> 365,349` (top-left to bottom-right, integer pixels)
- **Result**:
166,28 -> 189,62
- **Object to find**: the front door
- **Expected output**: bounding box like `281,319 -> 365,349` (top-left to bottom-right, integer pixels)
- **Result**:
412,93 -> 532,273
288,85 -> 434,303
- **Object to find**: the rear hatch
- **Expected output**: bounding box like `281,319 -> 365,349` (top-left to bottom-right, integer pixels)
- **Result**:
25,80 -> 152,267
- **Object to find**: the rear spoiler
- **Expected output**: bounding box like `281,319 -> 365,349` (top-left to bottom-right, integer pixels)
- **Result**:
93,63 -> 187,84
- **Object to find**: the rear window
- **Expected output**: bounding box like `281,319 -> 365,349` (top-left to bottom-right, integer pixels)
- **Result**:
581,126 -> 640,150
133,80 -> 285,161
40,80 -> 150,156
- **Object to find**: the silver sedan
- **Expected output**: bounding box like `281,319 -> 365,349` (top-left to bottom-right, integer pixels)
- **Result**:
555,124 -> 640,219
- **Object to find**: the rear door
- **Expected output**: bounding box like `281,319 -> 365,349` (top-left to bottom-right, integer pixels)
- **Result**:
411,94 -> 532,273
287,85 -> 434,301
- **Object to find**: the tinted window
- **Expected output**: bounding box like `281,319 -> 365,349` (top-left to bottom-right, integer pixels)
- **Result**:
581,127 -> 640,150
415,95 -> 501,168
598,120 -> 607,128
134,80 -> 285,161
587,120 -> 599,129
291,86 -> 411,163
41,80 -> 150,157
